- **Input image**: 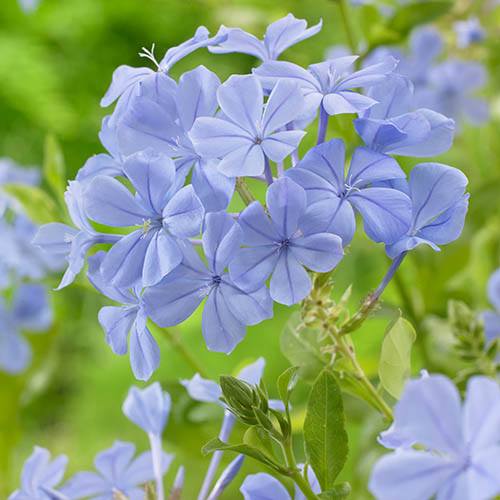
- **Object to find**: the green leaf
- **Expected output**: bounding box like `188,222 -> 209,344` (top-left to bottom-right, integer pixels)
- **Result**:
304,369 -> 348,491
388,1 -> 453,37
378,316 -> 416,399
277,366 -> 299,410
281,313 -> 326,382
202,438 -> 285,473
3,184 -> 60,224
243,426 -> 276,460
318,482 -> 352,499
43,134 -> 66,202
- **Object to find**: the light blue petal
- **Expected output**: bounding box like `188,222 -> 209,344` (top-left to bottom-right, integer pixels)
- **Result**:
192,160 -> 235,212
129,324 -> 160,381
12,284 -> 52,331
261,130 -> 305,163
238,202 -> 279,246
322,91 -> 377,116
488,269 -> 500,312
32,223 -> 76,256
143,231 -> 182,287
163,185 -> 204,239
181,374 -> 222,404
254,61 -> 320,94
262,80 -> 304,134
101,65 -> 154,107
209,26 -> 267,60
240,473 -> 290,500
270,251 -> 311,306
290,233 -> 343,273
98,306 -> 136,356
125,451 -> 173,487
60,471 -> 109,498
217,143 -> 265,178
77,153 -> 123,183
236,358 -> 265,385
229,245 -> 279,291
0,329 -> 31,374
483,311 -> 500,343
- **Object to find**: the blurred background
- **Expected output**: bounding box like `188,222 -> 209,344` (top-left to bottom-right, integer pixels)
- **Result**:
1,0 -> 499,497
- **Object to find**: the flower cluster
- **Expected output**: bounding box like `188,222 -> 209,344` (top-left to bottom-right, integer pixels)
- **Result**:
0,159 -> 60,374
35,14 -> 470,381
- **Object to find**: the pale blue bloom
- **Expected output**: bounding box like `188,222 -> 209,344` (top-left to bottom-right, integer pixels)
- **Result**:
229,177 -> 344,305
123,383 -> 172,436
254,55 -> 397,118
0,284 -> 52,374
354,74 -> 455,157
206,455 -> 245,500
386,163 -> 469,259
287,139 -> 411,246
143,212 -> 273,354
101,27 -> 226,126
9,447 -> 67,500
483,268 -> 500,343
84,150 -> 204,288
190,75 -> 306,177
33,181 -> 120,290
454,17 -> 485,49
241,466 -> 319,499
87,252 -> 159,381
61,441 -> 173,500
369,375 -> 500,500
209,14 -> 322,62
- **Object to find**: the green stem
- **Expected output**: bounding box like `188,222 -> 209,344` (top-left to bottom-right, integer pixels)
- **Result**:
236,177 -> 257,206
338,0 -> 358,54
160,327 -> 209,377
337,336 -> 393,421
283,439 -> 320,500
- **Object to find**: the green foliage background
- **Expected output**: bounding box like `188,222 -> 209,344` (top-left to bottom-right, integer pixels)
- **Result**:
1,0 -> 499,497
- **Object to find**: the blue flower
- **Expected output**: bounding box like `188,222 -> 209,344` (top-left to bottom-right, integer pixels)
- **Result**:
354,74 -> 455,157
60,441 -> 173,500
33,181 -> 120,290
369,375 -> 500,500
483,269 -> 500,343
117,65 -> 235,212
209,14 -> 322,62
229,177 -> 343,305
241,467 -> 319,500
87,252 -> 159,381
85,149 -> 204,288
190,75 -> 306,177
143,212 -> 273,354
0,284 -> 52,374
454,17 -> 485,49
123,383 -> 171,436
9,446 -> 67,500
254,55 -> 397,117
287,139 -> 412,246
101,26 -> 225,125
385,163 -> 469,259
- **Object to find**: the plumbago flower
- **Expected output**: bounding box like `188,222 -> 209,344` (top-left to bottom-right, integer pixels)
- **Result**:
483,269 -> 500,343
454,17 -> 485,49
286,139 -> 411,246
9,446 -> 67,500
190,75 -> 306,178
385,163 -> 469,259
369,374 -> 500,500
229,177 -> 344,305
143,212 -> 273,353
85,150 -> 204,288
208,14 -> 322,62
0,284 -> 52,374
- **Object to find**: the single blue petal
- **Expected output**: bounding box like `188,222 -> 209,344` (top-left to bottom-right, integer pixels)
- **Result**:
181,373 -> 223,404
483,311 -> 500,343
129,323 -> 160,381
354,118 -> 408,154
217,143 -> 265,178
238,201 -> 279,246
229,245 -> 279,291
11,284 -> 52,332
386,235 -> 439,259
85,175 -> 150,226
77,153 -> 123,183
254,61 -> 320,94
270,250 -> 311,305
202,287 -> 246,353
266,177 -> 306,238
236,358 -> 265,385
209,25 -> 267,59
488,269 -> 500,312
101,65 -> 154,107
125,450 -> 173,487
143,231 -> 183,287
0,329 -> 31,374
261,130 -> 306,163
60,471 -> 109,498
349,187 -> 412,244
462,446 -> 500,500
208,455 -> 245,499
176,66 -> 220,131
240,473 -> 290,500
192,160 -> 235,212
290,233 -> 343,273
202,211 -> 242,275
32,223 -> 76,256
163,185 -> 204,239
322,91 -> 377,116
336,56 -> 397,90
98,305 -> 136,356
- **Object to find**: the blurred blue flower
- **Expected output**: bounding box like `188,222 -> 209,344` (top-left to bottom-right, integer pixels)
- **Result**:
144,212 -> 273,354
9,446 -> 67,500
369,375 -> 500,500
209,14 -> 322,62
454,17 -> 485,49
0,158 -> 39,214
229,177 -> 343,305
117,65 -> 234,212
123,383 -> 172,436
287,139 -> 411,246
241,466 -> 319,500
386,163 -> 469,259
87,252 -> 159,381
207,455 -> 245,500
190,75 -> 306,177
255,55 -> 397,118
483,269 -> 500,343
17,0 -> 40,13
354,74 -> 455,157
33,181 -> 120,290
0,284 -> 52,374
85,150 -> 204,288
61,441 -> 173,500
